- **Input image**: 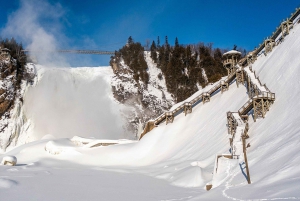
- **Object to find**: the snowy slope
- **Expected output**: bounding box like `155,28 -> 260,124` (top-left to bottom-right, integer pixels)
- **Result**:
1,17 -> 300,201
195,18 -> 300,200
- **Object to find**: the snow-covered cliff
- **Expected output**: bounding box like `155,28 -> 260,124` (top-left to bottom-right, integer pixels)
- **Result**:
0,58 -> 35,152
111,51 -> 174,138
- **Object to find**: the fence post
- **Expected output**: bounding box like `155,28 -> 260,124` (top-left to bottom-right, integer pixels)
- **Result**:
242,137 -> 251,184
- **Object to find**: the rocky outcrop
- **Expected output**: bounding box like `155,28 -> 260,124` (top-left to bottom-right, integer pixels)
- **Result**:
0,54 -> 35,152
111,52 -> 174,138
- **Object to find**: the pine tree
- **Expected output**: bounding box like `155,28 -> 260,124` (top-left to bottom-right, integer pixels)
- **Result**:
158,45 -> 165,71
175,37 -> 179,47
165,36 -> 169,47
114,38 -> 149,85
128,36 -> 133,45
150,41 -> 157,63
157,36 -> 160,48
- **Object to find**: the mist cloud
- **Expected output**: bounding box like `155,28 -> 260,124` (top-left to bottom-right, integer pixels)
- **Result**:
24,67 -> 125,140
1,0 -> 69,67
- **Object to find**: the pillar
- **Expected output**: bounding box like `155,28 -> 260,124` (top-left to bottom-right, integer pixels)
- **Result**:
236,70 -> 244,88
165,112 -> 174,125
264,38 -> 275,54
184,102 -> 192,116
220,80 -> 229,93
202,93 -> 210,104
281,19 -> 293,38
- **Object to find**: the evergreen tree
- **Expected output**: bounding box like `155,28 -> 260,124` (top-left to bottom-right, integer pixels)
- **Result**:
158,45 -> 165,71
112,37 -> 149,85
157,36 -> 160,48
150,40 -> 157,63
110,37 -> 234,103
175,37 -> 179,47
128,36 -> 133,45
165,36 -> 169,47
0,38 -> 28,88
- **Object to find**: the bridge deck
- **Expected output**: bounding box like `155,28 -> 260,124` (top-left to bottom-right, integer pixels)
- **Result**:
22,50 -> 115,55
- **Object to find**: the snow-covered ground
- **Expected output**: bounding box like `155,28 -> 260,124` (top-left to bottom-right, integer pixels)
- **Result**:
1,20 -> 300,201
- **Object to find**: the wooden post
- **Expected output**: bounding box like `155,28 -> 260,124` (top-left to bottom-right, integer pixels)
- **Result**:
226,68 -> 230,76
248,76 -> 251,98
220,80 -> 229,94
281,19 -> 293,38
261,99 -> 265,118
253,97 -> 269,121
236,70 -> 244,88
264,39 -> 275,54
242,137 -> 251,184
165,112 -> 174,125
184,103 -> 192,116
241,115 -> 249,123
202,93 -> 210,104
139,121 -> 156,140
264,99 -> 270,112
253,99 -> 258,122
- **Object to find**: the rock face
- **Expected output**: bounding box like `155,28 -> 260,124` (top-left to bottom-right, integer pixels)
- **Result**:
0,59 -> 17,119
111,52 -> 175,138
0,54 -> 35,152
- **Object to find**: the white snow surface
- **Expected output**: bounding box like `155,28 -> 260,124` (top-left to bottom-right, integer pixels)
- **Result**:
0,22 -> 300,201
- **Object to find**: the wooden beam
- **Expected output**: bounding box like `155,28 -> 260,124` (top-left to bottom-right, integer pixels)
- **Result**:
242,137 -> 251,184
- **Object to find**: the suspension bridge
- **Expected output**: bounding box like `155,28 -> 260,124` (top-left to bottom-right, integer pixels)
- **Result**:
22,49 -> 115,55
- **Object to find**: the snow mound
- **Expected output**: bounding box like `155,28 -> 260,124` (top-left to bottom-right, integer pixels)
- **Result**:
170,166 -> 206,188
45,139 -> 80,155
71,136 -> 137,148
1,155 -> 17,166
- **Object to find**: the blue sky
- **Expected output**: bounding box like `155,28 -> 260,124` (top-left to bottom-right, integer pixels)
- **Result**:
0,0 -> 299,66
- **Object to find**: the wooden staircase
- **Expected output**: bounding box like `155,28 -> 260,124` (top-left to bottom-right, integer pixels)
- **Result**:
139,7 -> 300,190
139,70 -> 238,140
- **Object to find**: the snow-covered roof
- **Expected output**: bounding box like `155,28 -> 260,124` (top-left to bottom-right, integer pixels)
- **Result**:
223,50 -> 241,56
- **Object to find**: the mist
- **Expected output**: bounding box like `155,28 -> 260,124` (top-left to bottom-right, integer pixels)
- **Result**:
24,67 -> 125,140
1,0 -> 70,66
